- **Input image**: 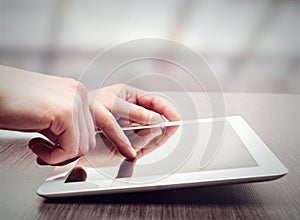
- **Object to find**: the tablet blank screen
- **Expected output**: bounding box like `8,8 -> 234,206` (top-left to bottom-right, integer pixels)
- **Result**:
66,121 -> 258,183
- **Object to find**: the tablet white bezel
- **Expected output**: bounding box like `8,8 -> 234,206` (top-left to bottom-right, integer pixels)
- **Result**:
37,116 -> 288,198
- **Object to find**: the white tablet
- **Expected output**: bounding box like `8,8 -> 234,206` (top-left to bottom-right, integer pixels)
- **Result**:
37,116 -> 287,198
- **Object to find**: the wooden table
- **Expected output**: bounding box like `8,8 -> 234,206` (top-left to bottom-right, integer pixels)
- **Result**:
1,93 -> 299,219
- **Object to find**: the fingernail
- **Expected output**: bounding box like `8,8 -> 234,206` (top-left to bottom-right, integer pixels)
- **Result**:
117,129 -> 136,157
130,147 -> 137,158
112,121 -> 137,158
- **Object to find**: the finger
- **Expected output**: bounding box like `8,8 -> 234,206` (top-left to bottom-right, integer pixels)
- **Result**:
29,137 -> 76,165
29,137 -> 54,151
33,116 -> 80,165
29,137 -> 62,164
82,94 -> 96,150
52,106 -> 81,164
134,89 -> 180,121
35,127 -> 80,165
77,102 -> 89,154
39,129 -> 58,144
112,98 -> 165,125
94,102 -> 136,158
37,157 -> 49,165
36,156 -> 80,166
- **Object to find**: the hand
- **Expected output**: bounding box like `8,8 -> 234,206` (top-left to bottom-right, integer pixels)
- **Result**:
88,84 -> 180,159
0,65 -> 96,165
72,125 -> 179,180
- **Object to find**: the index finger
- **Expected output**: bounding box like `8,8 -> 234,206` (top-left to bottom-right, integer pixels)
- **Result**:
93,101 -> 137,159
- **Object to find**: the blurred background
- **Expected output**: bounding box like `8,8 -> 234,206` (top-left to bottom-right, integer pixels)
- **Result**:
0,0 -> 299,93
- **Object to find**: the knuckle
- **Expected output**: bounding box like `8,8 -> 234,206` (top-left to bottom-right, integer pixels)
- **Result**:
67,79 -> 88,100
66,78 -> 79,89
74,81 -> 87,95
77,82 -> 88,99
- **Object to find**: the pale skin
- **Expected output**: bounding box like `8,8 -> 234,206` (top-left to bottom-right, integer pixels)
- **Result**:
0,65 -> 180,165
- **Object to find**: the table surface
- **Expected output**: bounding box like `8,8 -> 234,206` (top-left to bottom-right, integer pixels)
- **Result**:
1,93 -> 299,220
